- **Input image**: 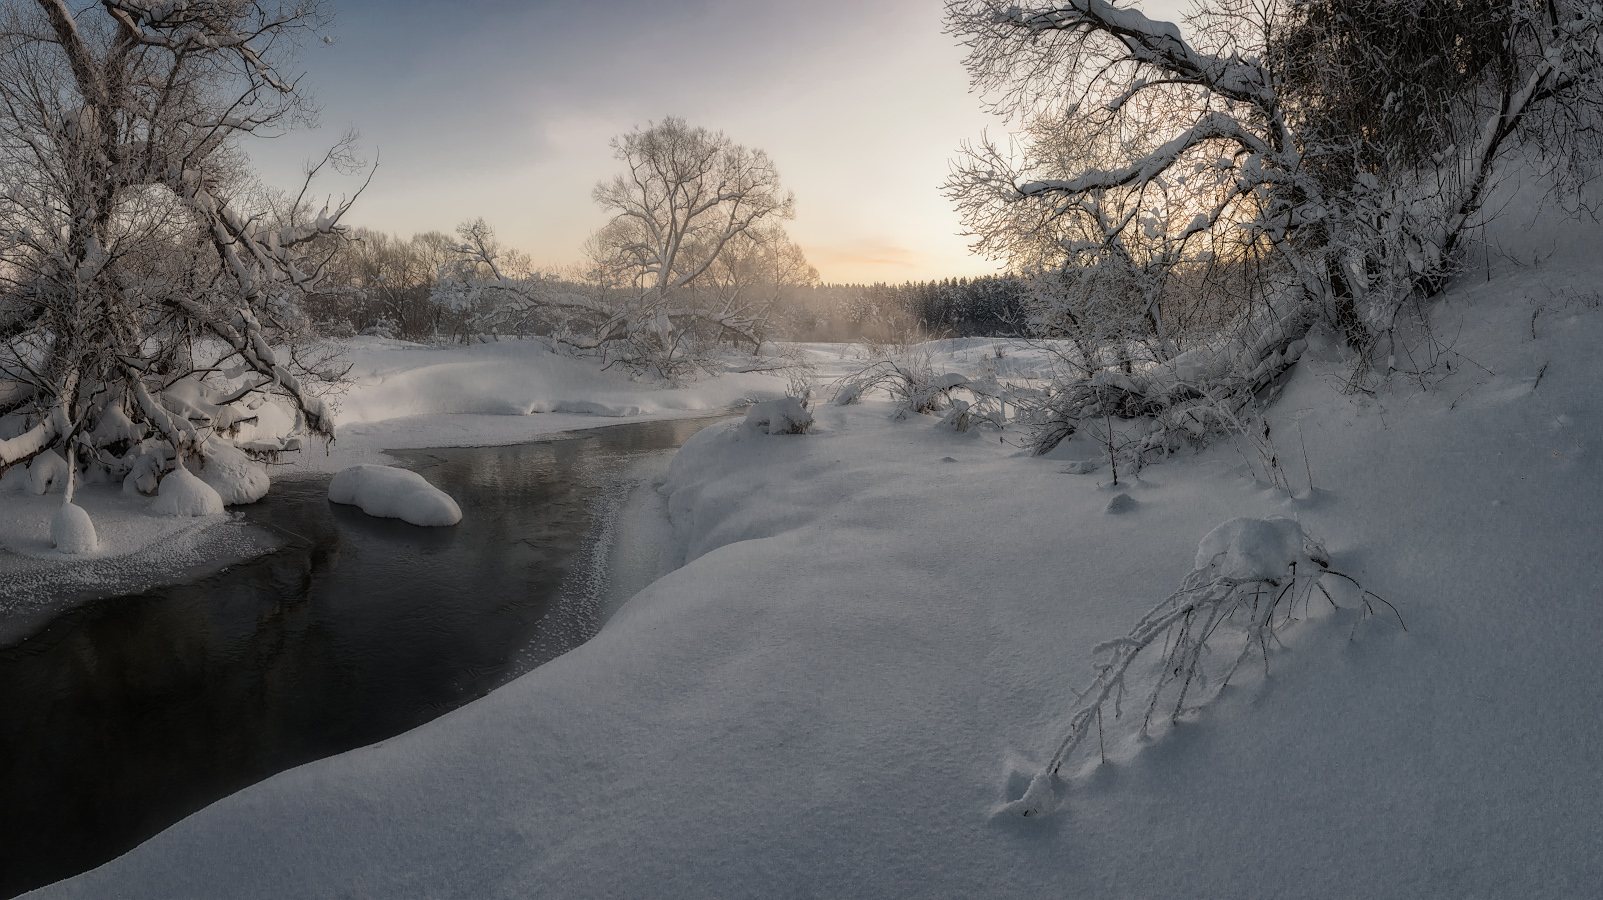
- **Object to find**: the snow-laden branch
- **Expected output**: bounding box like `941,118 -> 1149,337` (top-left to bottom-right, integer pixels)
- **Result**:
1017,112 -> 1278,198
998,0 -> 1276,108
1004,518 -> 1400,818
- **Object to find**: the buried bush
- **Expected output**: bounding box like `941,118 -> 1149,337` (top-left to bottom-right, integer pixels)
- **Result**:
1003,517 -> 1401,818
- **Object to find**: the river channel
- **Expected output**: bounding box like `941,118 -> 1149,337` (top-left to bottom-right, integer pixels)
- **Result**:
0,415 -> 722,897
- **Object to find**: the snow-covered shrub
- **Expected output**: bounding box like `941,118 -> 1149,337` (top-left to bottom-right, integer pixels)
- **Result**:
197,438 -> 271,506
50,447 -> 99,554
328,465 -> 462,527
1004,517 -> 1400,818
742,398 -> 813,436
121,443 -> 168,497
831,356 -> 964,414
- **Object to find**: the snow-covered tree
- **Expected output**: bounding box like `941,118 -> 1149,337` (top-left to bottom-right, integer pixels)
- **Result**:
946,0 -> 1603,450
700,222 -> 819,353
0,0 -> 364,507
588,116 -> 800,376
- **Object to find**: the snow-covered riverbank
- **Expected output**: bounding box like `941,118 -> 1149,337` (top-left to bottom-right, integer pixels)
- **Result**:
28,197 -> 1603,897
0,340 -> 791,637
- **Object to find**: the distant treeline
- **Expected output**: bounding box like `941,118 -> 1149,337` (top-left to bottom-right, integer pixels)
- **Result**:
305,227 -> 1029,345
781,275 -> 1028,342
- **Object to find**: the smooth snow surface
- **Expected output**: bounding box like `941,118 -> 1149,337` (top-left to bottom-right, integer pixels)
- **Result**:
48,502 -> 97,554
302,337 -> 789,473
327,465 -> 462,526
28,186 -> 1603,899
147,467 -> 225,518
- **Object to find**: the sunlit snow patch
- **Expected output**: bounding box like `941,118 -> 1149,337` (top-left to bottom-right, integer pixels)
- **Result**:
328,464 -> 462,526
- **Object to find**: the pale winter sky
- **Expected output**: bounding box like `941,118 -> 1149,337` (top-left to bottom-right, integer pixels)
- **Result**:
247,0 -> 1187,284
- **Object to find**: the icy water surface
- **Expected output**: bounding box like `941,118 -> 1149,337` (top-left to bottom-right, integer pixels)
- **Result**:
0,416 -> 722,898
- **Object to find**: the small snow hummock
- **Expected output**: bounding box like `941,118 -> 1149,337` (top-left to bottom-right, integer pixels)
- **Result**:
148,466 -> 227,517
1104,492 -> 1136,514
50,501 -> 99,554
328,465 -> 462,527
1193,516 -> 1312,581
198,438 -> 270,505
26,449 -> 69,494
741,397 -> 813,436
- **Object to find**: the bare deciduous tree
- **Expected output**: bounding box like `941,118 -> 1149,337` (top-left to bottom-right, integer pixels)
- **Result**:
588,116 -> 799,375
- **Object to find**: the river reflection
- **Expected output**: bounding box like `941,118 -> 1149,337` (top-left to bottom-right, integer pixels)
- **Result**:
0,416 -> 721,898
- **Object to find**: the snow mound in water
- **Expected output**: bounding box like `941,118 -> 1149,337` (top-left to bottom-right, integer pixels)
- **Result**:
148,466 -> 226,517
199,438 -> 270,505
1193,516 -> 1309,581
742,397 -> 813,435
328,464 -> 462,527
50,500 -> 98,553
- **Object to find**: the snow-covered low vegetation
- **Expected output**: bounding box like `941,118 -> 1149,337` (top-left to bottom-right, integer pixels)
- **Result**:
29,186 -> 1603,896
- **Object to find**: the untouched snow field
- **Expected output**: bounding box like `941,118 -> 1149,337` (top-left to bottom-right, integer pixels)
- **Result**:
28,197 -> 1603,896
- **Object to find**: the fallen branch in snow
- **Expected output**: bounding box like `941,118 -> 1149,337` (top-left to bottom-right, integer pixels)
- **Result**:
1005,517 -> 1400,818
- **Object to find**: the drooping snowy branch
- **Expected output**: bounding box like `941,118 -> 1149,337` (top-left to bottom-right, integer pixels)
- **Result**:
1004,517 -> 1401,818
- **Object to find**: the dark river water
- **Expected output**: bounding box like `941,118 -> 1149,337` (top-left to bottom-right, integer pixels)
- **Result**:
0,416 -> 720,898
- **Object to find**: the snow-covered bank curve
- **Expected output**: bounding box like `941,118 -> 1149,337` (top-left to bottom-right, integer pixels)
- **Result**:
32,231 -> 1603,897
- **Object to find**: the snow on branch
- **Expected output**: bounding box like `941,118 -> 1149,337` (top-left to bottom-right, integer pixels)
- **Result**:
1003,518 -> 1401,818
1016,111 -> 1278,199
996,0 -> 1275,108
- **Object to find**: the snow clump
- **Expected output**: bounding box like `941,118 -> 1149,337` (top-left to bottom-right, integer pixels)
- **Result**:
26,449 -> 69,494
741,397 -> 813,436
148,466 -> 226,517
1193,516 -> 1317,581
198,438 -> 270,505
50,501 -> 99,553
328,464 -> 462,527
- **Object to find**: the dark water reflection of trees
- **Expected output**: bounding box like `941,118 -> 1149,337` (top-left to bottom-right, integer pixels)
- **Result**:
0,416 -> 721,898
